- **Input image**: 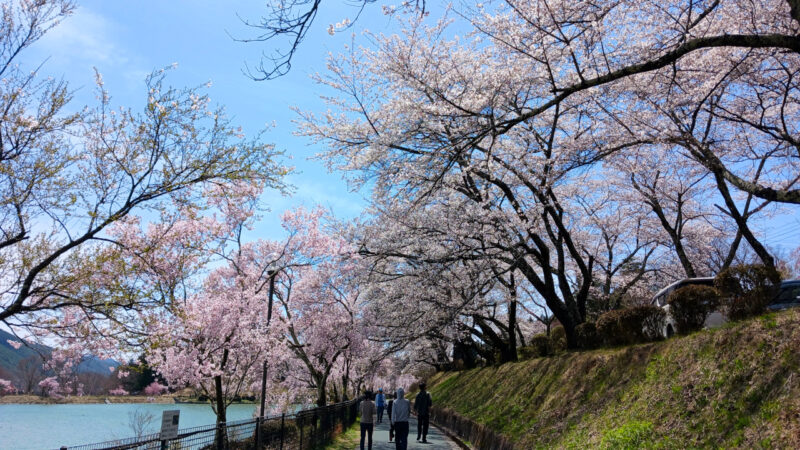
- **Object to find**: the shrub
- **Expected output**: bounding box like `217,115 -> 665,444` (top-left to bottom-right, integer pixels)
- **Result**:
667,285 -> 720,334
575,322 -> 600,349
715,264 -> 781,321
600,420 -> 654,449
520,334 -> 551,359
550,326 -> 568,352
597,310 -> 629,346
597,306 -> 666,346
639,307 -> 666,341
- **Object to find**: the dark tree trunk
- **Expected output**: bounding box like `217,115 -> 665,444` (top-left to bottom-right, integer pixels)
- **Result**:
452,338 -> 479,369
214,374 -> 227,449
506,296 -> 518,362
316,374 -> 328,406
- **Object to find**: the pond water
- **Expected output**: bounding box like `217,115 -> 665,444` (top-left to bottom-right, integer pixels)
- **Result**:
0,402 -> 257,449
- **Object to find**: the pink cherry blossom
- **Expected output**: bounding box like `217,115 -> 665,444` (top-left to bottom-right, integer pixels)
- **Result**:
109,387 -> 129,396
143,382 -> 169,396
0,379 -> 15,395
38,377 -> 63,399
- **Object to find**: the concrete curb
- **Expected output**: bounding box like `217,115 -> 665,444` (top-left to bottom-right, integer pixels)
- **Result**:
429,421 -> 472,450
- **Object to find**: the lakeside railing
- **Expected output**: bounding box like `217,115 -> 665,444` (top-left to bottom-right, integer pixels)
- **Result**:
60,399 -> 358,450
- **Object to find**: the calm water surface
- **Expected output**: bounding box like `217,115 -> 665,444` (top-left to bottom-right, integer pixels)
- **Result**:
0,403 -> 256,449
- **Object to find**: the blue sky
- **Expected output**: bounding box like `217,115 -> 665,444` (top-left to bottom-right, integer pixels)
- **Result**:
22,0 -> 400,240
20,0 -> 799,254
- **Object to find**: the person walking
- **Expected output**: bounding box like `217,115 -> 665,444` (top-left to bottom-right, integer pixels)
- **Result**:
359,391 -> 376,450
414,382 -> 433,443
387,393 -> 395,442
391,388 -> 410,450
376,388 -> 386,423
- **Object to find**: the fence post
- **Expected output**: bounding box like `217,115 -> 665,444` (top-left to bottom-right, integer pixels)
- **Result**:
299,415 -> 304,450
321,407 -> 328,443
279,413 -> 285,450
255,415 -> 262,449
312,412 -> 318,448
160,439 -> 168,450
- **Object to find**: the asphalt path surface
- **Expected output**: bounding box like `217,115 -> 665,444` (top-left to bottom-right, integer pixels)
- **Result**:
354,415 -> 459,450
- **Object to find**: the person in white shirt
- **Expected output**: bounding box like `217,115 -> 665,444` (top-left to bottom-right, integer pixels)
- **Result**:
359,391 -> 376,450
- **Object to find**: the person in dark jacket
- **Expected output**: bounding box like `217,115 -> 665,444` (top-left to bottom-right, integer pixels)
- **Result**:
387,393 -> 395,442
414,382 -> 432,443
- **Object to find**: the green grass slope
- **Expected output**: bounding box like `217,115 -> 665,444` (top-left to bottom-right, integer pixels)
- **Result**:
428,309 -> 800,449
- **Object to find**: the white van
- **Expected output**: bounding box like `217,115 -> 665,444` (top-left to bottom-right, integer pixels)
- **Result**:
653,278 -> 800,338
650,277 -> 723,337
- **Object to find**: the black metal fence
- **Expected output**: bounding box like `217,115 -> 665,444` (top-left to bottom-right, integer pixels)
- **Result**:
429,405 -> 514,450
60,400 -> 358,450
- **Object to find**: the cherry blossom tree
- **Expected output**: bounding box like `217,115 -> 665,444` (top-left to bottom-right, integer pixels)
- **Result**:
0,0 -> 288,355
143,381 -> 168,396
146,241 -> 281,427
37,376 -> 63,398
457,0 -> 800,206
263,208 -> 368,407
145,206 -> 374,434
0,378 -> 15,395
353,201 -> 555,362
298,0 -> 800,347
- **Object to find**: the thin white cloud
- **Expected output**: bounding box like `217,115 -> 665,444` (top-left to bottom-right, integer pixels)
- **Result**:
34,8 -> 130,67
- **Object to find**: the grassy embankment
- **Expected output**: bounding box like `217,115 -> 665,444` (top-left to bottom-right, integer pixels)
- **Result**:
325,421 -> 361,450
427,309 -> 800,448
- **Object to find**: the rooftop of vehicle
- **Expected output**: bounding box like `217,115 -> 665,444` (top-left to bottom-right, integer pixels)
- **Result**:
651,277 -> 715,304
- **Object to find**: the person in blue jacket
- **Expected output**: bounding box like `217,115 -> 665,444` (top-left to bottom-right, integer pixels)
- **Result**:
375,388 -> 386,423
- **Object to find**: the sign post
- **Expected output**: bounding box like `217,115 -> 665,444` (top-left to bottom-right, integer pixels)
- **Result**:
160,409 -> 180,447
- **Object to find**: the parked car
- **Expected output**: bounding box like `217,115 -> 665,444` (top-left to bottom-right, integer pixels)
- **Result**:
650,277 -> 716,338
768,280 -> 800,311
653,278 -> 800,338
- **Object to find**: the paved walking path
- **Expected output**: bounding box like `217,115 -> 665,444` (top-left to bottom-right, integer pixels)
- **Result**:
355,415 -> 459,450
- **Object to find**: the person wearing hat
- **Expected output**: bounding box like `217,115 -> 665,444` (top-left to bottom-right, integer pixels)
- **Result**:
375,388 -> 386,423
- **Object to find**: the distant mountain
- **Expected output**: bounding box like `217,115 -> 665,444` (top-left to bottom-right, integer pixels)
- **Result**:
0,328 -> 119,376
0,329 -> 50,372
76,355 -> 119,374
